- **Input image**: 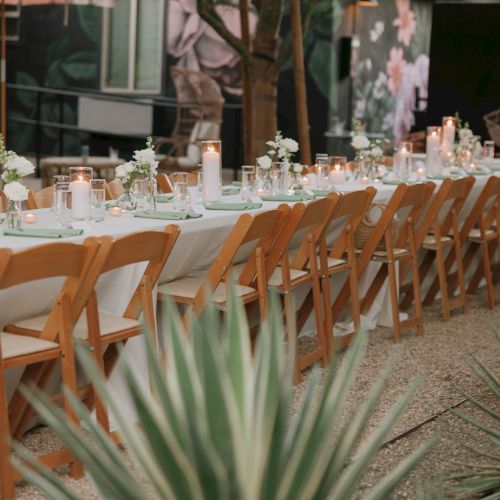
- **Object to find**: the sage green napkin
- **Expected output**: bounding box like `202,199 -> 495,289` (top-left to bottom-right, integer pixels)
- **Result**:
134,211 -> 202,220
312,189 -> 335,196
427,175 -> 453,180
222,186 -> 241,195
3,228 -> 83,238
260,194 -> 315,202
204,202 -> 262,210
155,194 -> 174,203
232,181 -> 242,187
468,171 -> 487,176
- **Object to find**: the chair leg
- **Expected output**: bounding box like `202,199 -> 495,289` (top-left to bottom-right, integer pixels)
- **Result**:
321,274 -> 334,358
311,277 -> 328,369
435,247 -> 450,321
387,262 -> 401,343
282,290 -> 300,384
481,240 -> 495,309
57,296 -> 84,479
454,240 -> 467,314
411,255 -> 425,337
0,368 -> 16,499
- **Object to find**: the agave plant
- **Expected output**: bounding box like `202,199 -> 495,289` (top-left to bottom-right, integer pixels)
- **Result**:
447,327 -> 500,498
13,289 -> 435,499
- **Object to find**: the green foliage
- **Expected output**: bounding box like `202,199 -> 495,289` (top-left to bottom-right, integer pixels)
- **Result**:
13,290 -> 435,499
448,327 -> 500,498
60,51 -> 98,82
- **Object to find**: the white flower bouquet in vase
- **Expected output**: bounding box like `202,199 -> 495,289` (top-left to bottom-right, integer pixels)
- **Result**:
0,135 -> 34,228
256,131 -> 300,195
114,137 -> 158,212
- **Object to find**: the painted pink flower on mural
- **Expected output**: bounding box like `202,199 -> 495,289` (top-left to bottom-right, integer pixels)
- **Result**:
167,0 -> 258,95
386,47 -> 406,96
393,0 -> 417,47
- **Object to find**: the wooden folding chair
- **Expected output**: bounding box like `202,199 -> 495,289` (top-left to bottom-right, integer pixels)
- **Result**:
8,226 -> 180,437
319,188 -> 377,353
424,177 -> 500,309
0,191 -> 8,212
352,183 -> 436,342
0,238 -> 100,498
407,177 -> 475,320
26,187 -> 54,210
158,207 -> 289,324
156,173 -> 173,194
260,197 -> 337,382
104,180 -> 124,200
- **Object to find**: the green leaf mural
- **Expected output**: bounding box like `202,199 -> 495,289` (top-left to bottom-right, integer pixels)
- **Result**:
309,39 -> 337,110
77,6 -> 99,43
60,51 -> 98,81
15,72 -> 38,108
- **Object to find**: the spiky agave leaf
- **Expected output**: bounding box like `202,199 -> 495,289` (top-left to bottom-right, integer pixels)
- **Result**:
13,284 -> 434,499
447,328 -> 500,498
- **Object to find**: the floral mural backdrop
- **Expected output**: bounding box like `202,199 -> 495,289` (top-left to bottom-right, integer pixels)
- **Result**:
353,0 -> 432,139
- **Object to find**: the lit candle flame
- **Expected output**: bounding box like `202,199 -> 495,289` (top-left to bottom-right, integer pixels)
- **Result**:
447,119 -> 453,127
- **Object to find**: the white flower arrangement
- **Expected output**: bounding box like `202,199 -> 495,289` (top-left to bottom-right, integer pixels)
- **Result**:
0,134 -> 33,201
350,118 -> 387,161
4,181 -> 28,202
115,137 -> 158,188
257,131 -> 299,172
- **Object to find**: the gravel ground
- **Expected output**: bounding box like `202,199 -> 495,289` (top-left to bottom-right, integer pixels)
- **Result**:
15,290 -> 500,499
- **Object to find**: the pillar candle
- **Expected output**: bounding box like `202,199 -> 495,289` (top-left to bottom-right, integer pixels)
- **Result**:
441,119 -> 456,155
426,131 -> 441,175
202,148 -> 221,202
71,177 -> 90,220
329,165 -> 346,184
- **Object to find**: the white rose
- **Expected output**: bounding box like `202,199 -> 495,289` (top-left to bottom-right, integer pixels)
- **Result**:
115,162 -> 134,179
459,128 -> 472,141
282,138 -> 299,153
4,181 -> 28,202
265,140 -> 277,148
370,146 -> 383,158
292,163 -> 302,173
5,155 -> 35,177
257,155 -> 272,169
351,135 -> 370,150
133,148 -> 156,164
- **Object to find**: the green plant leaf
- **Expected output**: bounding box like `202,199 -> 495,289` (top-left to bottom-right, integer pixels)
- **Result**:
77,6 -> 99,42
308,39 -> 336,103
60,52 -> 98,82
15,72 -> 38,108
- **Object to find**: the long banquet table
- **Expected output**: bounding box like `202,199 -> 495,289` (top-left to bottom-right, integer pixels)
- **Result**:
0,172 -> 495,428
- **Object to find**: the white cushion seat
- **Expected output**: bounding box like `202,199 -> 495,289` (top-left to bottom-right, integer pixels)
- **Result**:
158,277 -> 256,304
11,312 -> 141,339
422,234 -> 452,249
308,256 -> 346,270
1,331 -> 59,359
467,228 -> 497,241
268,267 -> 309,287
371,248 -> 409,260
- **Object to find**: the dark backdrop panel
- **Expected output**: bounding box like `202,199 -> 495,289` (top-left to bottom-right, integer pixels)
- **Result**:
427,2 -> 500,139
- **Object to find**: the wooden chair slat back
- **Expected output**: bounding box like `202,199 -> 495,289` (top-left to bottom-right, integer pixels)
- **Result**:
27,187 -> 53,210
105,181 -> 124,200
295,197 -> 332,232
156,173 -> 173,194
0,243 -> 90,289
101,229 -> 179,273
241,209 -> 284,244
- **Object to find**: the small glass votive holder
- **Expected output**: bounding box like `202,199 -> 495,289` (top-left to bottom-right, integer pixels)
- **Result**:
90,179 -> 106,222
393,142 -> 413,180
51,175 -> 69,213
328,156 -> 347,184
55,181 -> 72,228
316,155 -> 329,189
483,140 -> 495,162
241,165 -> 255,202
171,172 -> 188,211
196,166 -> 203,197
133,179 -> 149,211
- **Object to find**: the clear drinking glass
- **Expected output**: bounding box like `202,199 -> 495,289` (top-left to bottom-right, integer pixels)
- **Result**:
51,175 -> 69,214
271,163 -> 286,195
133,179 -> 149,211
197,166 -> 203,197
54,181 -> 72,228
241,165 -> 255,202
90,179 -> 106,222
316,156 -> 330,189
483,140 -> 495,162
171,172 -> 188,211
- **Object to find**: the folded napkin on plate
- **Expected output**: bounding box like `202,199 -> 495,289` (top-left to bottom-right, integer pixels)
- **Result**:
204,202 -> 262,210
155,194 -> 174,203
134,210 -> 202,220
312,189 -> 335,196
3,228 -> 83,238
222,186 -> 241,195
260,193 -> 315,202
